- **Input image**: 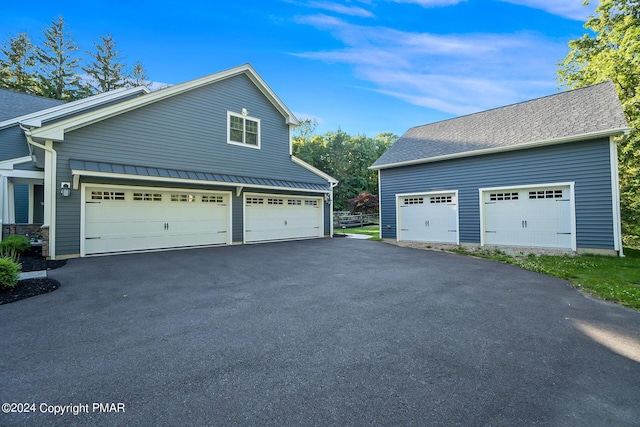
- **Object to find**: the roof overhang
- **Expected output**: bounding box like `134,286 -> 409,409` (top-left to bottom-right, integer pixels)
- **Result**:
29,64 -> 299,143
69,160 -> 331,194
0,86 -> 150,131
370,127 -> 633,170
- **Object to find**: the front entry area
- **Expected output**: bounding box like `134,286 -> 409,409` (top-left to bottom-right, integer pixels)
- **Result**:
82,185 -> 231,255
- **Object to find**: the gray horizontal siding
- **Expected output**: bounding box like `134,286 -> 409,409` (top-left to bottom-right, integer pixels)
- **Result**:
0,126 -> 30,161
380,138 -> 616,250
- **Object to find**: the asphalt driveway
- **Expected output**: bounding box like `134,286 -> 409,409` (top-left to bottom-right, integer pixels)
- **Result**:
1,238 -> 639,426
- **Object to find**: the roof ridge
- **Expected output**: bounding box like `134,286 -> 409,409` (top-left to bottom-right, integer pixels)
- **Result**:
409,80 -> 614,131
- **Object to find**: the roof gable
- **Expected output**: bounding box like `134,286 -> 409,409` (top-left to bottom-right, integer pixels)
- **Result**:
27,64 -> 299,142
372,81 -> 630,169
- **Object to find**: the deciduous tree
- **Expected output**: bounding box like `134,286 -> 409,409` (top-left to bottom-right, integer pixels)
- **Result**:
558,0 -> 640,243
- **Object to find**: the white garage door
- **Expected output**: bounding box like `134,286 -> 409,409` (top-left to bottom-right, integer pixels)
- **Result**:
398,192 -> 458,244
483,184 -> 573,249
244,194 -> 323,243
84,187 -> 231,255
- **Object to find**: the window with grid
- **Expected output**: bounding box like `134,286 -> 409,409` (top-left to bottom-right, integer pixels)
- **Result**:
430,195 -> 452,204
91,191 -> 125,201
529,190 -> 563,199
489,192 -> 519,201
228,111 -> 260,148
403,197 -> 424,205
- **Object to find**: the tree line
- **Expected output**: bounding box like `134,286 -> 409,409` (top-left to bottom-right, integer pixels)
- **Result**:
292,120 -> 397,211
0,16 -> 148,101
558,0 -> 640,244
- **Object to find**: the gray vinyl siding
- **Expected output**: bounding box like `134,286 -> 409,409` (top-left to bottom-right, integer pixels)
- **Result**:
0,126 -> 30,161
52,74 -> 329,255
380,138 -> 616,250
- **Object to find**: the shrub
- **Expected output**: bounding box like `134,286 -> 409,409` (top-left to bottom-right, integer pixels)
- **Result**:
0,257 -> 21,290
0,234 -> 30,262
348,193 -> 379,214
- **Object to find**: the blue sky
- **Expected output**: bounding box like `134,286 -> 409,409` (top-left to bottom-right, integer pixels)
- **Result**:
1,0 -> 596,137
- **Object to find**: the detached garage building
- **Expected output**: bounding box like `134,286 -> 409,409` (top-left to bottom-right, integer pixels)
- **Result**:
371,82 -> 630,256
3,64 -> 336,259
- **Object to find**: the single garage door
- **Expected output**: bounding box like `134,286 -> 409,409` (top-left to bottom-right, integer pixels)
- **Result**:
84,187 -> 231,255
483,184 -> 573,249
397,192 -> 458,244
244,194 -> 323,243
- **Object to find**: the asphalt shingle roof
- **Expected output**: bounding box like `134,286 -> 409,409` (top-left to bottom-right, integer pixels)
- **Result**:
0,88 -> 64,122
372,81 -> 629,168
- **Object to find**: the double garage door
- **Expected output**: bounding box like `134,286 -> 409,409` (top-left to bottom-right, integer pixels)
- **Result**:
84,187 -> 232,255
83,187 -> 324,255
397,184 -> 574,249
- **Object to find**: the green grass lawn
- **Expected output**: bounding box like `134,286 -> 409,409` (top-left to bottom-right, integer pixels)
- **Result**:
452,247 -> 640,311
337,225 -> 380,238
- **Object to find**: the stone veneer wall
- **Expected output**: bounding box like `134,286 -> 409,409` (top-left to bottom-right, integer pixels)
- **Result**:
1,224 -> 49,258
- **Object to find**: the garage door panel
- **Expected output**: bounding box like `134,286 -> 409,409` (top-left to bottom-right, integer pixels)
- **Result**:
483,186 -> 573,249
398,193 -> 458,244
244,195 -> 323,243
84,188 -> 230,255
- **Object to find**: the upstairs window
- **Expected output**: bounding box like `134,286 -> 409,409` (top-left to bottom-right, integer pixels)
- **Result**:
228,111 -> 260,149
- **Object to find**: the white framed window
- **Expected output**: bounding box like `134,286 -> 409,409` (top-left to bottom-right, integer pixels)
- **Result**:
227,111 -> 260,149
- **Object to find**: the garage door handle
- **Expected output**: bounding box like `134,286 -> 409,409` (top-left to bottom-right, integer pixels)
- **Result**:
425,220 -> 429,227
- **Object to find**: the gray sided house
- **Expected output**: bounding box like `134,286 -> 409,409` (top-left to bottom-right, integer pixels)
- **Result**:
1,90 -> 63,231
5,64 -> 336,259
371,82 -> 630,256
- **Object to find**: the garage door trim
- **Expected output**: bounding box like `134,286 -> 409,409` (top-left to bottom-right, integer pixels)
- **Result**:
395,190 -> 459,244
80,183 -> 233,256
479,182 -> 576,250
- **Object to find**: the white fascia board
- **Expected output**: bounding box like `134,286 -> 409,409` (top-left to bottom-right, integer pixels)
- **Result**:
291,155 -> 338,185
0,86 -> 149,131
370,127 -> 633,170
71,168 -> 331,194
0,156 -> 32,169
30,64 -> 298,142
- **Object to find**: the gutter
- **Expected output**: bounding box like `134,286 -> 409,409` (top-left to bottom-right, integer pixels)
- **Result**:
21,125 -> 57,260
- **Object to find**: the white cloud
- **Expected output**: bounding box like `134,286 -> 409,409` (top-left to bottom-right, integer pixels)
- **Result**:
499,0 -> 596,21
287,0 -> 376,18
293,15 -> 564,115
390,0 -> 467,7
308,1 -> 376,17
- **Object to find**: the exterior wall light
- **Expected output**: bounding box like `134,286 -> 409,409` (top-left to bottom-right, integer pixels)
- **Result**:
60,182 -> 71,197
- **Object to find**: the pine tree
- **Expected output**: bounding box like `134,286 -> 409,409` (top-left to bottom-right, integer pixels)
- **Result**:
35,15 -> 85,100
83,34 -> 129,93
129,60 -> 149,88
0,32 -> 38,94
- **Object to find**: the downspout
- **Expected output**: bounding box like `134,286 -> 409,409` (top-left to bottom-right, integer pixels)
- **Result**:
21,125 -> 57,260
330,180 -> 337,237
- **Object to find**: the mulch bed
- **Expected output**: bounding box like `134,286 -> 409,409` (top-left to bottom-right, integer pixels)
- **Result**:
0,247 -> 65,305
